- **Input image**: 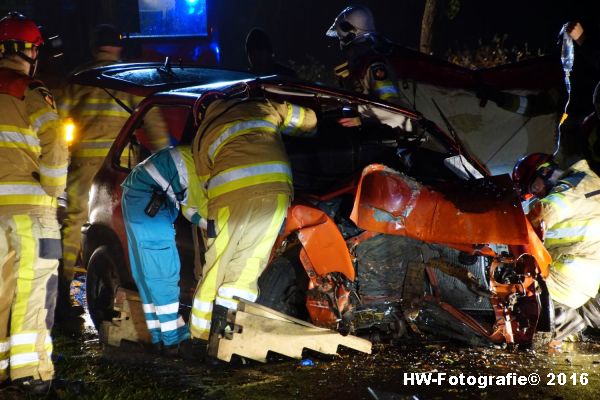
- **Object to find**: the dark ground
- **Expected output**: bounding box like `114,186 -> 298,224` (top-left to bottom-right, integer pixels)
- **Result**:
2,319 -> 599,400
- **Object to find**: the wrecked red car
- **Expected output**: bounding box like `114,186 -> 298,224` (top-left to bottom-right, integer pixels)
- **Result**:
74,62 -> 552,347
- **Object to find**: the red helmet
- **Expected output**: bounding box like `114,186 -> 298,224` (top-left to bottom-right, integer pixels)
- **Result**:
0,12 -> 43,47
512,153 -> 556,199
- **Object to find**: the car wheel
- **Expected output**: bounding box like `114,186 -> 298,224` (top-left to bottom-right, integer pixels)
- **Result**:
257,250 -> 309,320
86,245 -> 120,329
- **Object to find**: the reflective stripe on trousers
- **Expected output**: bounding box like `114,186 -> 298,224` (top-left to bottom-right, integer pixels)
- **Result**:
190,193 -> 289,340
0,214 -> 60,381
122,187 -> 190,346
547,256 -> 600,309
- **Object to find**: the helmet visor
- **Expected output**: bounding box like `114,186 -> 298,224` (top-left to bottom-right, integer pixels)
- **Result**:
326,21 -> 338,37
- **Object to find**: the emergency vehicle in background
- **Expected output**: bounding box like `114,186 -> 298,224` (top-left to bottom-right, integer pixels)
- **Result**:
124,0 -> 220,65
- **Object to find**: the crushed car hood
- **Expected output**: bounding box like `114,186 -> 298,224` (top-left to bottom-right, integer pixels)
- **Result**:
350,164 -> 551,273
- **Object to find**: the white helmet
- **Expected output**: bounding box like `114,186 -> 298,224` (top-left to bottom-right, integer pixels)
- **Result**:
326,5 -> 376,47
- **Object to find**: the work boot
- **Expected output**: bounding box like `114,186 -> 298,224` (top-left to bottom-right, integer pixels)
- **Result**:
210,305 -> 230,337
52,377 -> 86,395
207,305 -> 230,359
162,343 -> 179,358
162,339 -> 204,360
11,377 -> 53,396
146,342 -> 163,355
181,339 -> 207,362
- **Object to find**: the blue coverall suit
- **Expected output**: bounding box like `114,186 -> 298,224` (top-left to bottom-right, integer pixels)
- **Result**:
121,145 -> 204,346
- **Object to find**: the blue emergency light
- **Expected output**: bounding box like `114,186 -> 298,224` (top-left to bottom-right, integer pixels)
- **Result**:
132,0 -> 208,37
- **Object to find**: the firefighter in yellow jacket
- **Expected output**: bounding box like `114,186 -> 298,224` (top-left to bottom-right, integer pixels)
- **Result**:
57,25 -> 168,318
190,97 -> 317,341
0,13 -> 68,393
513,153 -> 600,346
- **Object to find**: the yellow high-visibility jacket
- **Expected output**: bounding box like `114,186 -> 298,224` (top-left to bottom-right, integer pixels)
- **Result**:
57,51 -> 168,159
193,98 -> 317,215
0,59 -> 68,216
529,159 -> 600,308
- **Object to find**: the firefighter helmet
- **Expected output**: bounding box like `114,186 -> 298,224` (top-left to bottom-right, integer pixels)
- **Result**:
245,28 -> 272,55
512,153 -> 557,198
0,12 -> 43,48
92,24 -> 122,49
326,5 -> 376,47
0,12 -> 43,76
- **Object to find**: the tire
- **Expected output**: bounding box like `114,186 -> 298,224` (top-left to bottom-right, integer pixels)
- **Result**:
86,245 -> 120,329
257,249 -> 309,320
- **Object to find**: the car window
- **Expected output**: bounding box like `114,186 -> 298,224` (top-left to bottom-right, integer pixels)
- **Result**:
117,105 -> 194,170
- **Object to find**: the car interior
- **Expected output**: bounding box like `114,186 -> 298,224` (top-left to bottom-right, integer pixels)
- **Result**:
117,104 -> 196,170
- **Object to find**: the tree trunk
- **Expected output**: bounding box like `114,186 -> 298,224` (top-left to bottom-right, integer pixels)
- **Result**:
420,0 -> 439,55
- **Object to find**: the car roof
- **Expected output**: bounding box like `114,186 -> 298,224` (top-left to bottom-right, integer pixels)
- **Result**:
69,62 -> 420,120
91,63 -> 488,176
69,62 -> 256,96
164,76 -> 421,118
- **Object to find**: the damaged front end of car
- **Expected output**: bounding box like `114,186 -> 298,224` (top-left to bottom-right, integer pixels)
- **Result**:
263,162 -> 552,347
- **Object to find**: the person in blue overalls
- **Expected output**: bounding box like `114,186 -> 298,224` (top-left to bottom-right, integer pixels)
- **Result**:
121,145 -> 206,356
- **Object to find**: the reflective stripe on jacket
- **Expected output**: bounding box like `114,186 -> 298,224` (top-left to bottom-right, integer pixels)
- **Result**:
193,98 -> 317,214
369,67 -> 401,102
168,146 -> 206,225
57,53 -> 169,160
122,145 -> 206,225
335,50 -> 408,107
530,159 -> 600,308
0,60 -> 68,215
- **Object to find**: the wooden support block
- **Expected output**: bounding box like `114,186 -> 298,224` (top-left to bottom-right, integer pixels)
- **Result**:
100,288 -> 151,347
237,298 -> 329,329
212,301 -> 372,363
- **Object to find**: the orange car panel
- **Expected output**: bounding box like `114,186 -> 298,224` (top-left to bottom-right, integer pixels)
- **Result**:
350,164 -> 551,271
283,204 -> 355,281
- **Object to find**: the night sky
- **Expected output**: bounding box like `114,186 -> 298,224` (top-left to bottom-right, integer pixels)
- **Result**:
211,1 -> 600,72
2,1 -> 600,77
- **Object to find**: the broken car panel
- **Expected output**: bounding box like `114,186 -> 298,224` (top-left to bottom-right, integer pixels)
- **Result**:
73,63 -> 555,357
